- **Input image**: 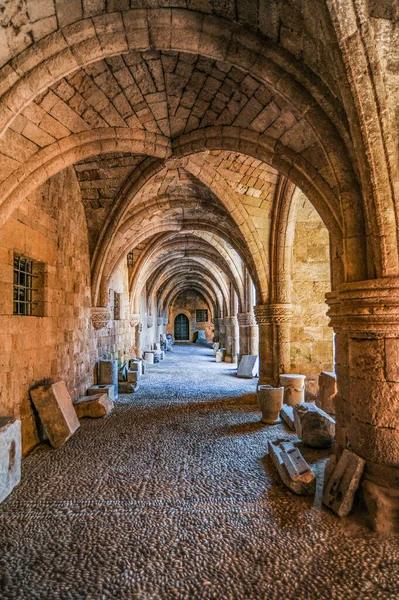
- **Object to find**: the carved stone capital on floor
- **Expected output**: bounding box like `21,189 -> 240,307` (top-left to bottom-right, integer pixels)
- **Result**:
129,313 -> 140,328
254,304 -> 293,325
237,312 -> 257,327
326,278 -> 399,335
91,307 -> 112,330
147,316 -> 154,328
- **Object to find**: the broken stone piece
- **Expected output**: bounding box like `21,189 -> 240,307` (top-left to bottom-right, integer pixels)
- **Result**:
280,404 -> 295,430
99,359 -> 118,400
323,449 -> 365,517
87,384 -> 115,400
257,385 -> 283,424
237,355 -> 259,378
215,348 -> 226,363
74,394 -> 114,419
212,342 -> 220,356
0,417 -> 22,504
118,382 -> 137,394
30,381 -> 80,448
118,364 -> 128,382
317,371 -> 337,414
294,402 -> 335,448
268,439 -> 316,495
279,374 -> 306,406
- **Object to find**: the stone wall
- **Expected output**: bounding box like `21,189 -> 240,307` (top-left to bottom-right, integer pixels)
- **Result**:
290,193 -> 333,380
0,167 -> 132,454
167,290 -> 213,342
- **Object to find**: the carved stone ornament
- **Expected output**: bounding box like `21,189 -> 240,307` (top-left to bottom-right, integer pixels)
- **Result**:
237,312 -> 257,327
129,313 -> 140,328
254,304 -> 293,325
91,307 -> 112,330
147,316 -> 154,328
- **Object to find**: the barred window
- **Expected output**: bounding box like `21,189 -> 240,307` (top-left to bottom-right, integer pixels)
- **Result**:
13,255 -> 44,317
196,309 -> 208,322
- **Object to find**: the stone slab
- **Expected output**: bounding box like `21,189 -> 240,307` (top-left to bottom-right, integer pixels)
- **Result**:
280,404 -> 295,430
87,384 -> 115,401
237,355 -> 259,378
268,439 -> 316,496
118,382 -> 137,394
294,402 -> 335,448
99,359 -> 118,399
118,364 -> 128,382
215,348 -> 226,363
323,449 -> 365,517
317,371 -> 337,415
74,394 -> 114,419
0,417 -> 22,504
30,381 -> 80,448
195,330 -> 207,344
212,342 -> 220,356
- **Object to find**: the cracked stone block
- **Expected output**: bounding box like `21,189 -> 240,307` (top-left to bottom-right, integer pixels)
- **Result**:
237,355 -> 259,378
268,439 -> 316,496
279,374 -> 306,406
215,348 -> 226,363
0,417 -> 21,504
99,359 -> 118,400
74,394 -> 114,419
280,404 -> 295,430
323,449 -> 365,517
294,402 -> 335,448
317,371 -> 337,415
30,381 -> 80,448
257,385 -> 283,424
87,384 -> 115,400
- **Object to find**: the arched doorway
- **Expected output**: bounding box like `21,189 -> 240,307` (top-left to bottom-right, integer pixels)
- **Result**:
174,314 -> 189,341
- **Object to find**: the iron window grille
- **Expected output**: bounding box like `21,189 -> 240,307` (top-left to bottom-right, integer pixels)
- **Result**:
196,309 -> 208,322
13,255 -> 44,316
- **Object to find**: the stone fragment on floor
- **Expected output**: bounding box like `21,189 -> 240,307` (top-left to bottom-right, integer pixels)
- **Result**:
294,402 -> 335,448
87,384 -> 115,400
268,439 -> 316,495
0,417 -> 21,504
215,348 -> 226,362
144,351 -> 154,364
195,330 -> 207,344
118,382 -> 137,393
237,355 -> 259,378
317,371 -> 337,414
129,359 -> 143,374
30,381 -> 80,448
279,374 -> 306,406
280,404 -> 295,430
323,449 -> 365,517
212,342 -> 220,356
127,369 -> 140,385
73,393 -> 114,418
257,385 -> 283,424
99,359 -> 118,399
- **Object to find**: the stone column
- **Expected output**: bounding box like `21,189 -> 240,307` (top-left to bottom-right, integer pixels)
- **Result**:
218,318 -> 226,349
129,313 -> 141,358
326,279 -> 399,532
224,316 -> 238,363
237,312 -> 258,362
254,304 -> 293,385
156,317 -> 164,346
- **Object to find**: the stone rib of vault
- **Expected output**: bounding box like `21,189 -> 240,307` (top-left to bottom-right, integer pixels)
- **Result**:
268,439 -> 316,496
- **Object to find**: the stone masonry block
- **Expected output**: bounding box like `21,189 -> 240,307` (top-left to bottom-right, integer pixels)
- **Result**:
0,417 -> 21,504
74,393 -> 114,418
323,449 -> 365,517
87,384 -> 115,400
30,381 -> 80,448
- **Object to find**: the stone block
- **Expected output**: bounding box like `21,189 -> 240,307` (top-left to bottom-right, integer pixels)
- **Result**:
87,384 -> 115,401
323,449 -> 365,517
212,342 -> 220,356
268,439 -> 316,496
279,374 -> 306,406
73,394 -> 114,419
317,371 -> 337,414
257,385 -> 283,424
99,359 -> 118,399
129,359 -> 143,374
237,355 -> 259,378
215,348 -> 226,363
127,369 -> 139,384
280,404 -> 295,430
0,417 -> 21,504
118,382 -> 137,394
30,381 -> 80,448
144,352 -> 154,364
195,330 -> 207,344
294,402 -> 335,448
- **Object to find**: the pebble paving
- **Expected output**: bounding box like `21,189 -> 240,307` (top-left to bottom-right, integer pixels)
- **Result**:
1,343 -> 399,600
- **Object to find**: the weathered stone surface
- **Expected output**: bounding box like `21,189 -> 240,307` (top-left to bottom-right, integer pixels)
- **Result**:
215,348 -> 226,363
268,439 -> 316,496
118,382 -> 137,394
294,402 -> 335,448
280,404 -> 295,430
257,385 -> 283,424
99,359 -> 118,399
30,381 -> 80,448
0,417 -> 21,504
87,384 -> 115,400
279,374 -> 306,406
237,355 -> 259,378
362,480 -> 399,534
317,371 -> 337,414
73,393 -> 114,418
323,449 -> 365,517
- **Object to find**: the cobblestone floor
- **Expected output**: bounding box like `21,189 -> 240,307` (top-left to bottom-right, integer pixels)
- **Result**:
1,344 -> 399,599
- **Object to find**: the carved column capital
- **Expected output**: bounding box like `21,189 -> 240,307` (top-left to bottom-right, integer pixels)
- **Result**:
91,307 -> 112,330
326,278 -> 399,336
129,313 -> 140,328
237,312 -> 257,327
253,304 -> 293,325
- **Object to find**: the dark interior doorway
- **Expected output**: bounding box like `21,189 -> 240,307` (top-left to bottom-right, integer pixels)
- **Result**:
174,313 -> 189,340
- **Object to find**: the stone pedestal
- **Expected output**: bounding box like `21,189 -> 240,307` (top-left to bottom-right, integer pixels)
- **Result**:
279,374 -> 306,406
99,359 -> 118,400
257,386 -> 283,424
0,417 -> 21,504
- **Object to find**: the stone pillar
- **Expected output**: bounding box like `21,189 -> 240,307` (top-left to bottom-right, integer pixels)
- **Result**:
129,313 -> 141,358
254,304 -> 293,385
156,317 -> 164,346
224,316 -> 238,363
218,318 -> 226,349
326,279 -> 399,532
237,312 -> 258,362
